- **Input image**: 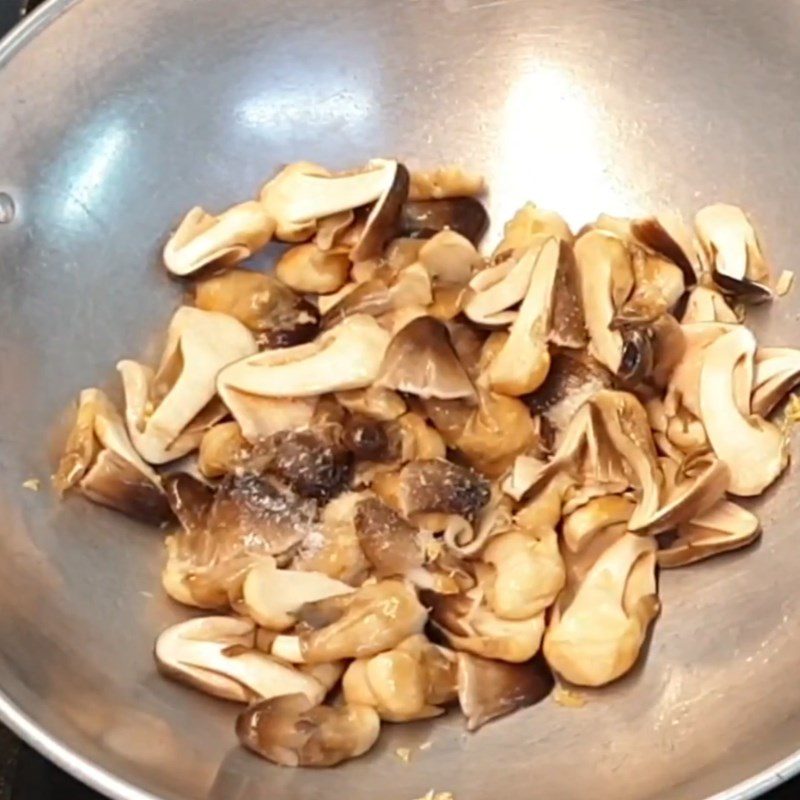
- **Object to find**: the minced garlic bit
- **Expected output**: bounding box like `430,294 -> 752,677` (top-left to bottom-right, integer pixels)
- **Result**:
553,684 -> 587,708
783,394 -> 800,428
418,740 -> 432,751
395,747 -> 412,764
415,792 -> 454,800
22,478 -> 40,492
776,270 -> 795,297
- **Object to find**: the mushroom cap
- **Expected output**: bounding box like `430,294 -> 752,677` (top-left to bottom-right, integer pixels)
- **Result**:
376,316 -> 477,401
154,616 -> 325,705
217,314 -> 391,399
408,166 -> 486,201
681,285 -> 738,324
418,230 -> 481,285
399,197 -> 489,245
237,695 -> 381,767
242,561 -> 355,631
400,459 -> 491,520
751,346 -> 800,416
699,326 -> 788,495
492,202 -> 573,260
457,652 -> 554,731
353,497 -> 423,577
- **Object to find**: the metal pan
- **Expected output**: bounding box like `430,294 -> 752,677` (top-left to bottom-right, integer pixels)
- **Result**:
1,1 -> 800,798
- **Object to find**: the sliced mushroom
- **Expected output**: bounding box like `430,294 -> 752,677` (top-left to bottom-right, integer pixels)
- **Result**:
751,346 -> 800,416
574,230 -> 633,373
162,473 -> 317,609
259,159 -> 402,243
217,314 -> 391,402
487,238 -> 560,395
549,241 -> 587,348
681,285 -> 738,324
695,203 -> 773,302
480,527 -> 565,620
342,634 -> 457,722
163,202 -> 275,277
154,616 -> 325,704
629,212 -> 699,287
271,580 -> 427,663
408,166 -> 485,201
562,495 -> 634,554
237,694 -> 380,767
399,197 -> 489,245
118,307 -> 256,465
54,388 -> 171,524
275,244 -> 350,295
426,587 -> 546,663
314,209 -> 355,251
375,316 -> 476,401
353,497 -> 423,578
543,533 -> 659,687
699,326 -> 788,495
457,652 -> 553,731
336,386 -> 406,421
242,561 -> 355,631
400,459 -> 490,521
492,202 -> 573,261
193,269 -> 320,348
320,264 -> 432,330
292,491 -> 371,585
658,499 -> 761,568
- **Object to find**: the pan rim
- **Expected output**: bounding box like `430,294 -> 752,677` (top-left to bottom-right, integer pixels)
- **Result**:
0,2 -> 797,799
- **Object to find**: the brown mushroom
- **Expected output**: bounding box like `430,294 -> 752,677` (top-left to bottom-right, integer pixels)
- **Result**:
457,652 -> 554,731
271,580 -> 427,663
399,197 -> 489,245
198,421 -> 250,478
400,459 -> 490,520
237,694 -> 380,767
353,497 -> 423,577
375,316 -> 476,401
53,388 -> 171,525
336,386 -> 407,421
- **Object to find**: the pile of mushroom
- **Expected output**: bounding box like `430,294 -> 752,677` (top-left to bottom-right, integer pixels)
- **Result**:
54,159 -> 800,768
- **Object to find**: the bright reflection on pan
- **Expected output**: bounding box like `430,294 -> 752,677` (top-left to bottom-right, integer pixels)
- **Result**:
492,64 -> 635,229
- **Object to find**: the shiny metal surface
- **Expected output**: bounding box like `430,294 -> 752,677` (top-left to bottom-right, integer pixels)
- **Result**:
1,1 -> 800,798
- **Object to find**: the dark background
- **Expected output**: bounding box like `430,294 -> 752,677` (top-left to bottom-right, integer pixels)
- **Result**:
0,0 -> 798,798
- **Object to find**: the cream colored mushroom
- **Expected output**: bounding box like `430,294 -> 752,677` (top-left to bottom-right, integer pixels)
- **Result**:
695,203 -> 773,301
154,616 -> 325,705
163,202 -> 275,276
699,326 -> 788,495
275,244 -> 350,294
492,201 -> 573,260
457,652 -> 553,731
336,386 -> 407,421
562,495 -> 634,554
217,314 -> 390,404
53,388 -> 171,524
659,499 -> 761,568
237,694 -> 380,767
408,165 -> 485,201
480,527 -> 565,620
486,237 -> 560,395
751,346 -> 800,416
197,421 -> 250,478
271,580 -> 427,663
681,285 -> 738,324
242,561 -> 355,631
417,229 -> 481,285
427,587 -> 546,663
342,635 -> 457,722
543,533 -> 659,687
118,306 -> 256,464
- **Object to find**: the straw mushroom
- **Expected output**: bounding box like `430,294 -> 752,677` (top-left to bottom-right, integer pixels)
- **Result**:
399,197 -> 489,244
154,616 -> 325,704
400,459 -> 490,520
198,421 -> 250,478
276,244 -> 350,295
456,652 -> 553,731
681,285 -> 738,324
271,580 -> 427,663
699,326 -> 788,495
543,533 -> 659,687
658,499 -> 761,567
53,388 -> 171,524
237,694 -> 380,767
342,635 -> 457,721
117,307 -> 256,465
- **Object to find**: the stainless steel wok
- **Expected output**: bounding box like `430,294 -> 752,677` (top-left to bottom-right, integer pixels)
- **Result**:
2,1 -> 800,798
